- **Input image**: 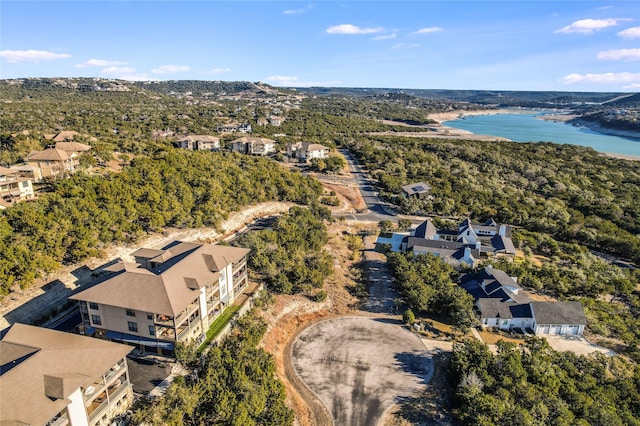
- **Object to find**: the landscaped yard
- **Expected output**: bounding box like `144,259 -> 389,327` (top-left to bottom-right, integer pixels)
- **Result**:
197,305 -> 241,353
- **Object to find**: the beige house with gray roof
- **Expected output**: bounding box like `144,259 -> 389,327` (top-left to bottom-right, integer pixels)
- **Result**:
230,136 -> 276,156
71,241 -> 249,355
0,323 -> 133,426
26,148 -> 80,180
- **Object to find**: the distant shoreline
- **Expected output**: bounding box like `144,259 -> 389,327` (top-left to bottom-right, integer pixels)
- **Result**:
429,108 -> 640,162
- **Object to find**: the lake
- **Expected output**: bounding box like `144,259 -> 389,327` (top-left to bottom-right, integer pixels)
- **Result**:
443,112 -> 640,157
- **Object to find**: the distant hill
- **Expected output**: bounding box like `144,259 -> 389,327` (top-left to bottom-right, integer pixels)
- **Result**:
293,86 -> 634,108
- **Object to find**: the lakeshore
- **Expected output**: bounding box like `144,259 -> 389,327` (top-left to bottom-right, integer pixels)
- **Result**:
436,109 -> 640,161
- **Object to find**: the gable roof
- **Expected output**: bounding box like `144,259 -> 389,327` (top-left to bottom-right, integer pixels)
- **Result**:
530,301 -> 586,325
0,324 -> 132,425
477,299 -> 531,319
71,241 -> 249,316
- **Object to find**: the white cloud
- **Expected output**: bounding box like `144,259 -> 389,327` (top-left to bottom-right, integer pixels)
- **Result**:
102,66 -> 136,75
597,48 -> 640,61
555,18 -> 628,34
264,75 -> 340,87
76,59 -> 126,68
413,27 -> 443,35
265,75 -> 299,85
372,33 -> 397,41
283,4 -> 314,15
618,27 -> 640,39
623,83 -> 640,89
326,24 -> 384,35
151,64 -> 191,74
0,49 -> 71,63
120,74 -> 154,82
392,43 -> 421,50
597,5 -> 613,10
560,72 -> 640,84
203,67 -> 232,75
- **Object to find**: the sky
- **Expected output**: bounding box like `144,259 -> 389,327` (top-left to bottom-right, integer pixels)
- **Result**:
1,1 -> 639,92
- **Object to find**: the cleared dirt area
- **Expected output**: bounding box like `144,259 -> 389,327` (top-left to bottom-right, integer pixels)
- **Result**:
292,316 -> 433,426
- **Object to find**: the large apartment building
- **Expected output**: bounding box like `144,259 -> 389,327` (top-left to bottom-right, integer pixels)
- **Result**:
71,241 -> 250,355
0,323 -> 133,426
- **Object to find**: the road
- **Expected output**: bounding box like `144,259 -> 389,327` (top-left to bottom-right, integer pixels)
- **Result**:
336,149 -> 398,223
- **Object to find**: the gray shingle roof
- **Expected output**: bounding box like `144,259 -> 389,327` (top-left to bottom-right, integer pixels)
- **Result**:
531,301 -> 587,325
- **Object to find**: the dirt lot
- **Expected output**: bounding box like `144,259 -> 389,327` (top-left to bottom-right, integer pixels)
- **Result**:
292,316 -> 433,426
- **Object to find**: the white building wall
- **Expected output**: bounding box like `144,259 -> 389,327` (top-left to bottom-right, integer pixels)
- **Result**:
66,388 -> 90,426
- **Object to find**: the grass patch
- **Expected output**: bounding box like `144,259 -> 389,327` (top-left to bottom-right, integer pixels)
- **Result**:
197,305 -> 241,353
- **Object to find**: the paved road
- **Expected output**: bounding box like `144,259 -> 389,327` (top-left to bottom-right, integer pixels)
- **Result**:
337,149 -> 398,223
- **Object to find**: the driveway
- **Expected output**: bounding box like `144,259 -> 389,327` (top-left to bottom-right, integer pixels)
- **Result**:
292,316 -> 432,426
545,334 -> 616,356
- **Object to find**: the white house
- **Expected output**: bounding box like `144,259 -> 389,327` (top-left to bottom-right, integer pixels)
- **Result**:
287,142 -> 330,161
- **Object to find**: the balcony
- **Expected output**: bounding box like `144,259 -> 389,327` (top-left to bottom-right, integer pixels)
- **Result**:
154,314 -> 174,327
176,316 -> 201,341
174,301 -> 199,328
87,379 -> 129,422
46,412 -> 69,426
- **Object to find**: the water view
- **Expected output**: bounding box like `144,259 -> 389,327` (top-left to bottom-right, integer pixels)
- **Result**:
444,112 -> 640,157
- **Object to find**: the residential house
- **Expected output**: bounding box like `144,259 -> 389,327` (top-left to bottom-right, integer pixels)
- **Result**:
216,123 -> 252,133
71,241 -> 250,355
401,182 -> 432,200
269,116 -> 284,126
287,142 -> 330,161
55,141 -> 92,155
530,301 -> 587,335
460,267 -> 587,335
380,218 -> 516,268
26,148 -> 80,180
230,136 -> 276,156
0,166 -> 34,207
0,323 -> 133,426
175,135 -> 220,151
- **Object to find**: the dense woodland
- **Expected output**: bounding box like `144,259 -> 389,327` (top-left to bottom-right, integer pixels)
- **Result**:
0,150 -> 322,296
133,309 -> 293,425
237,205 -> 333,295
2,79 -> 640,424
342,136 -> 640,265
449,338 -> 640,425
387,252 -> 477,330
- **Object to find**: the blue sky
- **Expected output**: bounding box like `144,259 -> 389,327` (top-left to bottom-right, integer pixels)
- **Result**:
1,1 -> 639,92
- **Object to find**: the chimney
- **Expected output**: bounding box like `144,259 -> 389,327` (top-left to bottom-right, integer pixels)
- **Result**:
475,241 -> 481,250
499,224 -> 507,236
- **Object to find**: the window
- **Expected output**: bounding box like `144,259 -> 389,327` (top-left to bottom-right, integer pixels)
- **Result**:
91,315 -> 102,325
89,302 -> 99,310
147,313 -> 153,320
22,181 -> 29,188
126,309 -> 136,317
149,325 -> 155,336
128,321 -> 138,332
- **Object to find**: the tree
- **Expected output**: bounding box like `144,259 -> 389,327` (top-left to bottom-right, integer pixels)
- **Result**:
403,308 -> 415,325
397,218 -> 413,231
378,220 -> 394,235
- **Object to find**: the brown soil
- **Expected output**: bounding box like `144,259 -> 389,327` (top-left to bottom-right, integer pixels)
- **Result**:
258,171 -> 376,425
322,182 -> 366,212
259,220 -> 368,425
